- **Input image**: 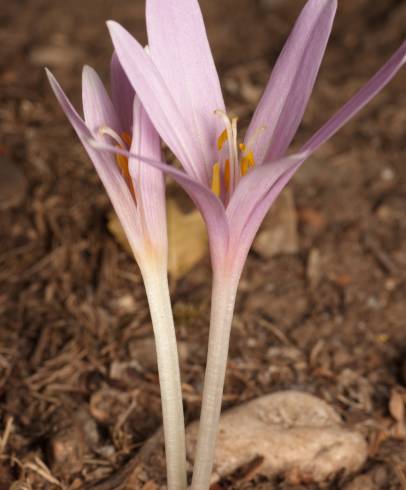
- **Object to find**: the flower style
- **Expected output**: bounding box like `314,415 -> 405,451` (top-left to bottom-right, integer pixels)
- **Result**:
46,57 -> 187,490
92,0 -> 405,488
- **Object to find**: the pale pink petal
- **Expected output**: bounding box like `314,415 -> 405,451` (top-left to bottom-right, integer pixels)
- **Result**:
107,21 -> 208,184
226,153 -> 307,251
90,139 -> 230,268
130,96 -> 167,253
46,69 -> 141,255
245,0 -> 337,164
82,65 -> 122,134
234,39 -> 406,266
302,39 -> 406,154
110,51 -> 135,131
146,0 -> 225,181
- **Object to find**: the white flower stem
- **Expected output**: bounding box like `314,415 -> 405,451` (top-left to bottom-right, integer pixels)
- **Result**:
141,261 -> 187,490
191,268 -> 239,490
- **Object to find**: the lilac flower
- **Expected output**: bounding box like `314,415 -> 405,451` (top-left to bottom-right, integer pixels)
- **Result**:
46,57 -> 187,490
91,0 -> 405,487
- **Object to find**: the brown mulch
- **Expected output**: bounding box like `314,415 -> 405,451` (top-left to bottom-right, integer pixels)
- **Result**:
1,0 -> 406,488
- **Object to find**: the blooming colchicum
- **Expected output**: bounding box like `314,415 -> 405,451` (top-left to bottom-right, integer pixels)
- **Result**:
86,0 -> 405,488
46,58 -> 187,490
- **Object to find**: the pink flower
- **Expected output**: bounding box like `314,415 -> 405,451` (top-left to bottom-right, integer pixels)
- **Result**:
92,0 -> 404,487
47,57 -> 187,490
105,0 -> 405,280
46,57 -> 166,265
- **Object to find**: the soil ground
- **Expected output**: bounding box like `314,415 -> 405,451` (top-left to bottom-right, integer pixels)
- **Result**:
1,0 -> 406,488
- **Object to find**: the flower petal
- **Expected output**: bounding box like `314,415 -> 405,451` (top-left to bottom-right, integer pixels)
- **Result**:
234,39 -> 406,265
146,0 -> 225,182
130,96 -> 167,254
46,69 -> 141,255
90,139 -> 230,268
110,51 -> 135,131
82,65 -> 122,134
245,0 -> 337,164
107,20 -> 208,184
226,153 -> 307,250
301,39 -> 406,154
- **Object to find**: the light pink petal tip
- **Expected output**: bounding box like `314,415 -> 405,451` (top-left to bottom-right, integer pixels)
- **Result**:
146,0 -> 225,182
82,65 -> 122,134
107,20 -> 209,184
245,0 -> 337,164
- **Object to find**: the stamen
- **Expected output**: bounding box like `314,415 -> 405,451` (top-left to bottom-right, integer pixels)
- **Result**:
99,126 -> 135,198
224,159 -> 230,192
121,132 -> 132,147
115,150 -> 136,198
214,111 -> 260,195
214,111 -> 234,148
215,110 -> 239,193
240,158 -> 249,176
98,126 -> 127,148
240,151 -> 255,176
217,129 -> 228,151
231,117 -> 238,161
246,151 -> 255,168
115,150 -> 129,174
211,162 -> 221,197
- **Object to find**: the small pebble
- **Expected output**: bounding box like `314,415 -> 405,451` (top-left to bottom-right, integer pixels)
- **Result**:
0,157 -> 27,210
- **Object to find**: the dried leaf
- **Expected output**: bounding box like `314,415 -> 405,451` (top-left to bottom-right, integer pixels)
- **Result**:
389,388 -> 406,438
253,188 -> 298,258
307,248 -> 322,289
389,389 -> 404,424
167,198 -> 207,282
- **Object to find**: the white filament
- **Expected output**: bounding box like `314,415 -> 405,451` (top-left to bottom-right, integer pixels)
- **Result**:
98,125 -> 127,148
214,110 -> 239,192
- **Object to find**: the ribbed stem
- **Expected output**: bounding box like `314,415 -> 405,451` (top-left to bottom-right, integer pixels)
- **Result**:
142,263 -> 187,490
191,269 -> 239,490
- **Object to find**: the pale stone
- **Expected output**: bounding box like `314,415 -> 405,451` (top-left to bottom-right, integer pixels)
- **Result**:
253,188 -> 299,258
186,391 -> 367,484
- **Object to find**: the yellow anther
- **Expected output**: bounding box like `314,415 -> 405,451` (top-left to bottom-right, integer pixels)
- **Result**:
240,152 -> 255,176
246,151 -> 255,168
115,146 -> 135,198
211,162 -> 221,197
217,129 -> 228,151
115,147 -> 128,174
240,157 -> 249,176
239,143 -> 246,152
224,159 -> 230,192
121,132 -> 132,147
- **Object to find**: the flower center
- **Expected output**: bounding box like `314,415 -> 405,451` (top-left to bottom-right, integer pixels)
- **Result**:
99,126 -> 135,198
211,111 -> 258,199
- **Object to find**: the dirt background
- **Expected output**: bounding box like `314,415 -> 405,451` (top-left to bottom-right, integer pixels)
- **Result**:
1,0 -> 406,488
